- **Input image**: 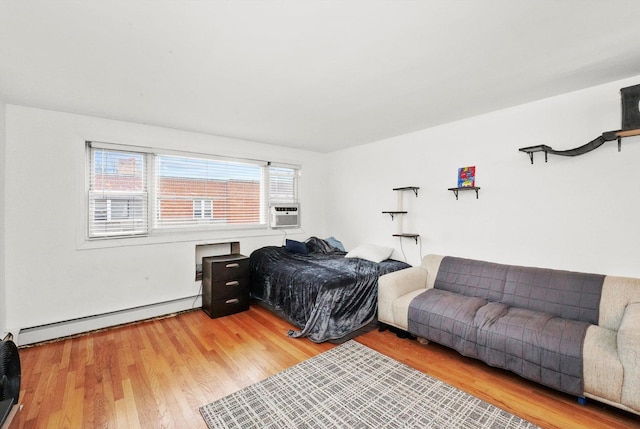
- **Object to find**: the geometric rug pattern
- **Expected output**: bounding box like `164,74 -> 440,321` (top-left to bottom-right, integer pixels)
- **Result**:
200,340 -> 539,428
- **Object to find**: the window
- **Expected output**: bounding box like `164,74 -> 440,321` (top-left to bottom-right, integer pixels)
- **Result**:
268,165 -> 298,203
88,148 -> 148,238
95,198 -> 134,221
155,154 -> 264,229
193,200 -> 213,219
87,142 -> 300,239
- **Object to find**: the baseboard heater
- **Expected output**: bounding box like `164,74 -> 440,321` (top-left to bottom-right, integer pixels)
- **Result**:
17,295 -> 202,346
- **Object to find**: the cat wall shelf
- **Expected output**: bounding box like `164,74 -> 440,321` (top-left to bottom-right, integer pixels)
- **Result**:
382,187 -> 420,244
519,84 -> 640,164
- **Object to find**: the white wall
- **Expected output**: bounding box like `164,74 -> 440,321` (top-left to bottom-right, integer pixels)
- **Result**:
0,101 -> 6,337
327,75 -> 640,278
6,75 -> 640,343
4,105 -> 327,341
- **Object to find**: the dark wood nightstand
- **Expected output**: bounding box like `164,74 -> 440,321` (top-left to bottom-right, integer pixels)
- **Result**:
201,254 -> 250,319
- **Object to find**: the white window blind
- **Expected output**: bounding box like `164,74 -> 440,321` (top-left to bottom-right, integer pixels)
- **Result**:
88,147 -> 148,238
155,154 -> 265,229
269,165 -> 298,203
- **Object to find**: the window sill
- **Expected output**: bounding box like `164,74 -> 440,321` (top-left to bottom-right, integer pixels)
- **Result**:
77,226 -> 304,250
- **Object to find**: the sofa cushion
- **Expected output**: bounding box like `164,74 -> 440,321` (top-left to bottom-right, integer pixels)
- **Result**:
599,275 -> 640,331
434,256 -> 509,301
476,306 -> 589,396
502,265 -> 604,324
408,288 -> 487,358
583,325 -> 624,404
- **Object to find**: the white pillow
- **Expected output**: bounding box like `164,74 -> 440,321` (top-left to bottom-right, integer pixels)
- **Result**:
345,243 -> 393,263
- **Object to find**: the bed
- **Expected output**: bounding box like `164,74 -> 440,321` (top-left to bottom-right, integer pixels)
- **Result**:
249,237 -> 411,343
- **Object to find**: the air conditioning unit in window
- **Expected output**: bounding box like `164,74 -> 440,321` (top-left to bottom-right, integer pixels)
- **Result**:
270,204 -> 300,228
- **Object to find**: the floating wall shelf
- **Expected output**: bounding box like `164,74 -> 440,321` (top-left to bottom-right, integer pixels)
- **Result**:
382,211 -> 407,220
448,186 -> 480,200
392,186 -> 420,197
383,187 -> 420,243
392,233 -> 420,244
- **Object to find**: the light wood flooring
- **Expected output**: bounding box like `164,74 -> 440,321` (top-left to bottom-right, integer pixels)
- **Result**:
10,305 -> 640,428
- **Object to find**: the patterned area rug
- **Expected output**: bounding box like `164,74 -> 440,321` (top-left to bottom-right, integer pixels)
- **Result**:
200,340 -> 539,428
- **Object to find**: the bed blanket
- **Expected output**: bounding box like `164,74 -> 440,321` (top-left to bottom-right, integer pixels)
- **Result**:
250,243 -> 410,343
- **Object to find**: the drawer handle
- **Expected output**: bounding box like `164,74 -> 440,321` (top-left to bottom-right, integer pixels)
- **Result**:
225,298 -> 240,304
226,263 -> 240,268
226,281 -> 239,287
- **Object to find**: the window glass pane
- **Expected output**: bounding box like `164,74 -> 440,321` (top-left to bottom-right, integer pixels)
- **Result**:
155,155 -> 264,228
110,199 -> 131,219
89,148 -> 148,238
269,166 -> 298,203
193,200 -> 213,219
94,199 -> 108,222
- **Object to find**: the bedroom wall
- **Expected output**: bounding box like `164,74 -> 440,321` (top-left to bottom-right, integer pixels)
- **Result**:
3,105 -> 327,343
326,75 -> 640,278
0,101 -> 6,337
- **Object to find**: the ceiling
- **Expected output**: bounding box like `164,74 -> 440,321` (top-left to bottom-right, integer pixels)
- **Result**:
2,1 -> 640,153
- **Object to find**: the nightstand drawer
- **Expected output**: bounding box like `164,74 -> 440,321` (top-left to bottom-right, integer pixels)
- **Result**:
203,255 -> 250,282
205,295 -> 250,319
203,277 -> 249,303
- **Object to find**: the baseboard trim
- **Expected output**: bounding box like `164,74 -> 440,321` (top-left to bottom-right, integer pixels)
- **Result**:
17,295 -> 202,346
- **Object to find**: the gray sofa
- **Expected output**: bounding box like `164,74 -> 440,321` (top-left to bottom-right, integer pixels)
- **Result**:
378,255 -> 640,416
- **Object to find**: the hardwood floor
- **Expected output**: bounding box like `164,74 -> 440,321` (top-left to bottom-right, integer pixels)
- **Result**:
10,306 -> 640,428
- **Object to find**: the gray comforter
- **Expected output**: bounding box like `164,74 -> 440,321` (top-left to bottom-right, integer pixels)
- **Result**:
250,238 -> 410,343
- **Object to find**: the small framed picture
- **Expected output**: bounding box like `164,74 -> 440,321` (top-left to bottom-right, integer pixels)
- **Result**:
457,166 -> 475,187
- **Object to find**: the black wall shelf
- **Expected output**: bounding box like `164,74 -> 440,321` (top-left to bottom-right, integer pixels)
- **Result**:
518,84 -> 640,164
518,85 -> 640,164
382,211 -> 407,220
519,128 -> 640,164
393,233 -> 420,244
384,187 -> 420,243
392,186 -> 419,197
448,186 -> 480,200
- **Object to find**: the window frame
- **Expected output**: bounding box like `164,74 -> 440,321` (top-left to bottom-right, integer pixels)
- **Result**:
86,141 -> 300,240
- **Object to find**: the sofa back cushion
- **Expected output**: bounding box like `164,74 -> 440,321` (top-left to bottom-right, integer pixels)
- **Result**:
599,275 -> 640,330
434,257 -> 509,301
503,266 -> 604,324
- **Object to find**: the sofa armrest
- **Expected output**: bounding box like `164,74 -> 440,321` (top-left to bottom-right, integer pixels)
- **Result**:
378,266 -> 429,325
380,265 -> 429,298
618,302 -> 640,412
